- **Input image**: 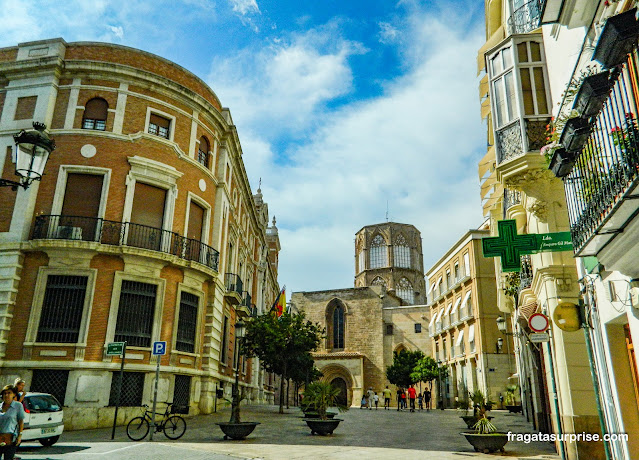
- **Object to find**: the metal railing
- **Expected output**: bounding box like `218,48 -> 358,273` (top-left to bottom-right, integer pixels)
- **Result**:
563,54 -> 639,254
32,215 -> 219,271
503,189 -> 522,218
507,0 -> 543,35
519,255 -> 533,292
225,273 -> 243,296
241,291 -> 252,308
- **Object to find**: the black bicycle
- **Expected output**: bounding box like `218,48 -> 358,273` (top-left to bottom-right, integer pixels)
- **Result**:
126,402 -> 187,441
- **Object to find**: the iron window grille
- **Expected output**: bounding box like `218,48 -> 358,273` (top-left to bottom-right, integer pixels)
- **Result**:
114,281 -> 157,348
37,275 -> 88,343
173,375 -> 191,408
176,292 -> 198,353
197,149 -> 209,168
31,370 -> 69,406
109,372 -> 144,406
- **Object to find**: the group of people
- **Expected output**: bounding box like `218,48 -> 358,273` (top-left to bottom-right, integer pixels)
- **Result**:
360,385 -> 432,412
396,385 -> 431,412
0,378 -> 27,460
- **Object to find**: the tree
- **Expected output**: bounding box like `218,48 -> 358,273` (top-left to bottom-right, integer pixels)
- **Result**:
410,356 -> 440,392
241,311 -> 324,413
385,349 -> 424,388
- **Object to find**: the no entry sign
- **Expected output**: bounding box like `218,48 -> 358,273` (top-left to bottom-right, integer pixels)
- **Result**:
529,313 -> 549,333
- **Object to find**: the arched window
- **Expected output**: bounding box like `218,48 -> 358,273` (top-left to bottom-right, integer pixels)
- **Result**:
333,304 -> 345,349
198,136 -> 210,168
393,234 -> 411,268
82,98 -> 108,130
396,277 -> 414,304
369,234 -> 387,269
371,276 -> 386,290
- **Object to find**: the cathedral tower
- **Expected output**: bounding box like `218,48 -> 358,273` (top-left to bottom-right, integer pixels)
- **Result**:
354,222 -> 425,305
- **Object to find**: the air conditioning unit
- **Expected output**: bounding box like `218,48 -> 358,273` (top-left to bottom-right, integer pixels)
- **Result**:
55,226 -> 83,240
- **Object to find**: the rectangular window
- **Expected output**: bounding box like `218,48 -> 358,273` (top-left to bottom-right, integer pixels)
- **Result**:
173,375 -> 191,408
37,275 -> 88,343
148,113 -> 171,139
31,370 -> 68,406
358,250 -> 365,272
220,316 -> 229,364
446,270 -> 451,289
454,263 -> 459,280
14,96 -> 37,120
176,292 -> 198,353
114,281 -> 156,348
109,372 -> 144,406
385,324 -> 394,336
393,246 -> 411,268
414,323 -> 422,333
463,253 -> 470,277
60,173 -> 104,240
129,182 -> 166,251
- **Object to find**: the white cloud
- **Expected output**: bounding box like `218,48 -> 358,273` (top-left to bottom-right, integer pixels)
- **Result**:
108,25 -> 124,40
213,11 -> 486,293
229,0 -> 259,15
378,21 -> 399,44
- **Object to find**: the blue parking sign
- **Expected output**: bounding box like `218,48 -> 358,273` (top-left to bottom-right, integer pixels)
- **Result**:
152,341 -> 166,355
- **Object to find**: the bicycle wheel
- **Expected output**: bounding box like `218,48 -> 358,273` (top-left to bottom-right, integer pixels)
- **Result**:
126,416 -> 150,441
163,415 -> 186,439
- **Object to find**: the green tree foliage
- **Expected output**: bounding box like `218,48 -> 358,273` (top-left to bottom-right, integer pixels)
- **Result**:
241,311 -> 324,413
385,349 -> 424,388
410,356 -> 440,390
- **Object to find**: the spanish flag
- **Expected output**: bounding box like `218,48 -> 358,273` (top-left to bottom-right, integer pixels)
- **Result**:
270,287 -> 286,318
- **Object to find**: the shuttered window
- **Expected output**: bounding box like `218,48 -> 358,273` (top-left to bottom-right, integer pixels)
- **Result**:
198,136 -> 210,167
114,281 -> 157,348
36,275 -> 88,343
148,113 -> 171,139
82,98 -> 108,130
176,292 -> 198,353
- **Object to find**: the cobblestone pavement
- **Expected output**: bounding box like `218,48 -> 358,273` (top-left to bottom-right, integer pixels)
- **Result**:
16,405 -> 560,460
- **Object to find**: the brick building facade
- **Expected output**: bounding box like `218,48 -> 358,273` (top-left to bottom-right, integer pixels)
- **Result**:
0,38 -> 280,429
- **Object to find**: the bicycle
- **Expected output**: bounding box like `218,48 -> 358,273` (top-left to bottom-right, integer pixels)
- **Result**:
126,402 -> 187,441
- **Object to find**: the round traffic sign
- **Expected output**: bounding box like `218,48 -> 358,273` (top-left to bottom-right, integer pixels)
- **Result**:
529,313 -> 549,332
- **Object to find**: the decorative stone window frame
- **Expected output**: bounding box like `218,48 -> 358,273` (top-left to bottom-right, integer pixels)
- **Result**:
104,271 -> 166,354
170,283 -> 205,362
184,192 -> 212,244
144,107 -> 176,142
51,165 -> 111,219
23,266 -> 98,361
122,156 -> 182,240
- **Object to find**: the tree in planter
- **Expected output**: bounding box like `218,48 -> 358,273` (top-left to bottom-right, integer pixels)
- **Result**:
386,349 -> 424,388
241,311 -> 324,414
289,353 -> 322,411
303,381 -> 348,420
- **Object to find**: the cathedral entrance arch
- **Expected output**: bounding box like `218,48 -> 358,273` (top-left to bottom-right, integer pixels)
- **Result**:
331,377 -> 348,406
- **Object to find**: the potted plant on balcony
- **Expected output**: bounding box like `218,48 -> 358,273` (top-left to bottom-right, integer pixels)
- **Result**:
504,384 -> 522,413
461,391 -> 508,453
302,381 -> 347,435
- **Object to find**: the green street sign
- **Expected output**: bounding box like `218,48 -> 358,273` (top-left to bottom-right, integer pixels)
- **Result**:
106,342 -> 125,356
482,220 -> 574,272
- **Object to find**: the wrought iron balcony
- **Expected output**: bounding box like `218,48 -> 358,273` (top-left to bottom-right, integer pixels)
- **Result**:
235,291 -> 253,318
496,117 -> 550,164
31,215 -> 219,271
507,0 -> 543,35
563,57 -> 639,256
224,273 -> 243,305
519,255 -> 533,292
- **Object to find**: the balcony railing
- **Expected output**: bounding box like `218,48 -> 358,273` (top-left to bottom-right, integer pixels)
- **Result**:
225,273 -> 243,296
519,255 -> 533,292
241,291 -> 252,308
503,188 -> 522,218
32,215 -> 219,271
507,0 -> 543,35
563,57 -> 639,255
496,117 -> 551,164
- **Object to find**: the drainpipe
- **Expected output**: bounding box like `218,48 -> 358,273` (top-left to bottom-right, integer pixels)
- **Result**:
545,331 -> 566,460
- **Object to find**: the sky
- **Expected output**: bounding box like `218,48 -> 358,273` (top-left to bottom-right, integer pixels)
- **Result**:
0,0 -> 488,297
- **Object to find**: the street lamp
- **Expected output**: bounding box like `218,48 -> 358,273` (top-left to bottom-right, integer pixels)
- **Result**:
436,359 -> 444,410
496,316 -> 507,334
497,337 -> 504,353
230,321 -> 246,424
1,122 -> 55,190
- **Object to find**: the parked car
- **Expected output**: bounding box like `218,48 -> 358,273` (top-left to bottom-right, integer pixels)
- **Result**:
21,393 -> 64,446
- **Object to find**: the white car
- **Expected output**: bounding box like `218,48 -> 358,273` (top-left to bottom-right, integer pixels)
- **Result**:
21,393 -> 64,446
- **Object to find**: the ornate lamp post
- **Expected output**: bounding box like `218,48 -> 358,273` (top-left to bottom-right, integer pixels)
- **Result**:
1,122 -> 55,190
230,321 -> 246,424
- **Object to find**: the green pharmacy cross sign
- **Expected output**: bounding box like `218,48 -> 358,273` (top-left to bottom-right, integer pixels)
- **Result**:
482,220 -> 573,272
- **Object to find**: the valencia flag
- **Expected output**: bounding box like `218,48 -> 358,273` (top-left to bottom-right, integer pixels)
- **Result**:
270,287 -> 286,318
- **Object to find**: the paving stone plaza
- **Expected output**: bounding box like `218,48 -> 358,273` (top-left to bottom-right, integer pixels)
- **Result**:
16,405 -> 559,460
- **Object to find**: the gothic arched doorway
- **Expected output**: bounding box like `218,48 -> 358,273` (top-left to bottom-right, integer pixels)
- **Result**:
331,377 -> 348,406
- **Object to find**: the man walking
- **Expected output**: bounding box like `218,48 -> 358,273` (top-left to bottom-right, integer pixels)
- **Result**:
367,387 -> 375,410
424,389 -> 431,411
407,385 -> 417,412
382,386 -> 392,410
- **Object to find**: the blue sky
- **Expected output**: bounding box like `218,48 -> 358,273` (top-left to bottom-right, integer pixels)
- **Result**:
1,0 -> 488,298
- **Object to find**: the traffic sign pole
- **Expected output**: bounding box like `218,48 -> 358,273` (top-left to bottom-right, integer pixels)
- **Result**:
149,341 -> 166,441
111,341 -> 127,440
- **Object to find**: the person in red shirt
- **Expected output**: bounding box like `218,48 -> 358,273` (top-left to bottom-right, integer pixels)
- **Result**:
407,385 -> 417,412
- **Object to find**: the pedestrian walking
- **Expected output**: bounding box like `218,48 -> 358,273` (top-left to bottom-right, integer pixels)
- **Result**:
407,385 -> 417,412
11,380 -> 25,405
0,385 -> 24,460
424,389 -> 431,411
382,386 -> 392,410
417,393 -> 423,410
400,388 -> 407,411
373,392 -> 379,409
360,395 -> 367,409
367,387 -> 375,410
396,388 -> 402,411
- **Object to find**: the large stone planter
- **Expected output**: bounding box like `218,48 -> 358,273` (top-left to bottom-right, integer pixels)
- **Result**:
506,404 -> 522,414
461,415 -> 494,429
302,411 -> 336,419
303,418 -> 342,435
216,422 -> 260,440
461,431 -> 509,453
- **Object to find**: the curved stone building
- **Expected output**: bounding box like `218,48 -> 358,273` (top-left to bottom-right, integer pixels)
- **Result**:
0,38 -> 280,428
